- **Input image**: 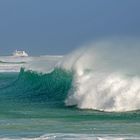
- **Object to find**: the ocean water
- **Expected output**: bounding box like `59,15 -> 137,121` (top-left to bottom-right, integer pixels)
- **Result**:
0,43 -> 140,139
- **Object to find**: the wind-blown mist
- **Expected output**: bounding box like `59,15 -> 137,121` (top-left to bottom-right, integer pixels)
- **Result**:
60,40 -> 140,112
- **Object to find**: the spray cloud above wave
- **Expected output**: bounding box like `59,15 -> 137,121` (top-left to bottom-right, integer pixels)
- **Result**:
60,40 -> 140,112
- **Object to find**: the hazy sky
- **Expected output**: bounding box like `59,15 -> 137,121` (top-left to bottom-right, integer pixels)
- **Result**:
0,0 -> 140,55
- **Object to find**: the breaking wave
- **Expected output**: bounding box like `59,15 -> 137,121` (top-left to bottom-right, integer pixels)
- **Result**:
61,40 -> 140,112
1,40 -> 140,112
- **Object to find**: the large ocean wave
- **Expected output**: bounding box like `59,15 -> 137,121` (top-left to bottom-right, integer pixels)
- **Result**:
0,40 -> 140,112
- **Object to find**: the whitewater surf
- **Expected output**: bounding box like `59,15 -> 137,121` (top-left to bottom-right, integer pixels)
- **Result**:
0,41 -> 140,139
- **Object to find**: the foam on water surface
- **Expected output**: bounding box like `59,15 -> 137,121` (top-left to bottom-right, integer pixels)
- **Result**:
0,55 -> 62,73
0,133 -> 139,140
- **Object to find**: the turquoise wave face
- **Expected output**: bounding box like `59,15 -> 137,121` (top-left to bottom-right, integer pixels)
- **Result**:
0,68 -> 73,107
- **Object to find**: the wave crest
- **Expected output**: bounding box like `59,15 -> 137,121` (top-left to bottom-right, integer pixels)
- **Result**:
61,41 -> 140,112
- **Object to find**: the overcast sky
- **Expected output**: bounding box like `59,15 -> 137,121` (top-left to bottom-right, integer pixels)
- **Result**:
0,0 -> 140,55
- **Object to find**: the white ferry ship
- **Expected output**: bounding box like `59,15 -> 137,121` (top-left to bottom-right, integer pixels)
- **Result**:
13,50 -> 28,57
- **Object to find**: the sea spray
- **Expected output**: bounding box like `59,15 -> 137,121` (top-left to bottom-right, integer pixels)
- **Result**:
60,40 -> 140,112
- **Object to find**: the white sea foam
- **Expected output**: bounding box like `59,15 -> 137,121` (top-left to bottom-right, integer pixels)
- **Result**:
0,55 -> 62,73
0,133 -> 139,140
0,56 -> 33,72
61,40 -> 140,112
